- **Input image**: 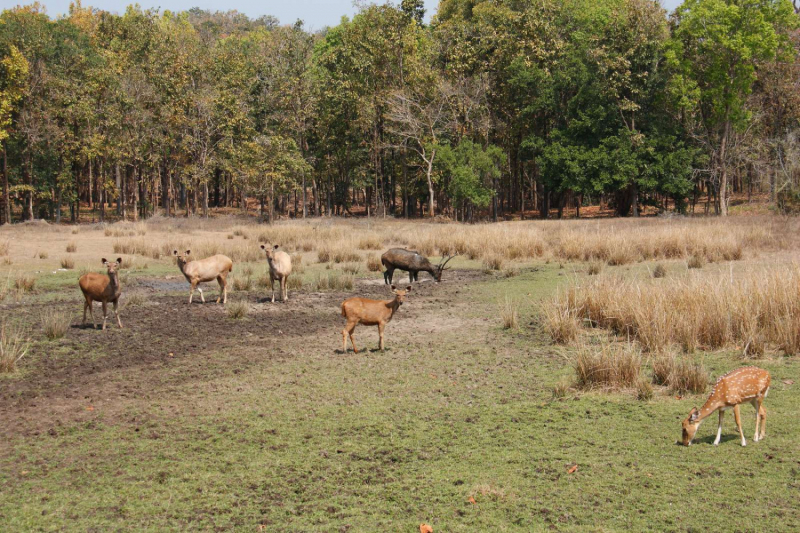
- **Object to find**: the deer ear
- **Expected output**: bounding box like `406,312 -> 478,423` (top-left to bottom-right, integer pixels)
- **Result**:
689,408 -> 699,422
101,258 -> 108,265
406,286 -> 412,292
185,250 -> 191,255
390,284 -> 397,291
260,244 -> 266,250
116,258 -> 122,265
273,245 -> 279,250
173,250 -> 178,255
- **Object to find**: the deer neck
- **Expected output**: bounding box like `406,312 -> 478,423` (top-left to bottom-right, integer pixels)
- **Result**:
177,260 -> 188,275
387,297 -> 401,315
697,397 -> 724,422
108,272 -> 121,294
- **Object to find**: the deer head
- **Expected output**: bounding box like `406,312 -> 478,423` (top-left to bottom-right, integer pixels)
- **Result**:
680,407 -> 702,446
102,257 -> 122,280
261,244 -> 279,261
434,254 -> 456,282
173,249 -> 191,269
391,284 -> 412,305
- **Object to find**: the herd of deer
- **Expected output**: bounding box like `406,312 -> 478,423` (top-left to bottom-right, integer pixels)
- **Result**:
76,245 -> 771,448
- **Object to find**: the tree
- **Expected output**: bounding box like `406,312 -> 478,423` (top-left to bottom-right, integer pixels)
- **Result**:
0,44 -> 27,224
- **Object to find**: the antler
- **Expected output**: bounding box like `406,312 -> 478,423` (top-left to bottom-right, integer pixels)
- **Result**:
437,253 -> 457,271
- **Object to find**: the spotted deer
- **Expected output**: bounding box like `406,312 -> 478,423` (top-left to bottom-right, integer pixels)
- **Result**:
681,367 -> 771,447
340,285 -> 411,353
79,258 -> 123,330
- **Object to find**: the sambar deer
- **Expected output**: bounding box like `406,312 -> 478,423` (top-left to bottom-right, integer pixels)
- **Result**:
173,250 -> 233,304
79,258 -> 123,330
381,248 -> 455,285
260,244 -> 292,303
340,285 -> 411,353
680,366 -> 771,447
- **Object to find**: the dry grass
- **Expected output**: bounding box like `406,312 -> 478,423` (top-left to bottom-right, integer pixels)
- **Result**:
483,254 -> 504,271
552,266 -> 800,355
341,262 -> 362,275
366,255 -> 383,272
652,264 -> 666,278
358,235 -> 383,250
499,296 -> 519,330
287,276 -> 304,290
60,257 -> 75,269
312,271 -> 354,291
333,250 -> 361,264
232,276 -> 253,292
574,343 -> 642,390
125,291 -> 146,307
687,254 -> 705,269
587,261 -> 603,275
636,379 -> 654,401
552,379 -> 572,399
66,241 -> 77,253
0,322 -> 29,373
0,240 -> 9,256
226,300 -> 249,319
14,275 -> 35,293
41,309 -> 71,340
541,295 -> 580,345
71,227 -> 80,235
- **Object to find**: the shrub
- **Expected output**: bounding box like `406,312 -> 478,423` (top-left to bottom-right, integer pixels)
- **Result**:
333,250 -> 361,264
41,309 -> 71,340
502,266 -> 520,278
226,300 -> 249,319
66,241 -> 77,253
499,296 -> 519,330
574,343 -> 642,390
0,322 -> 29,373
60,257 -> 75,269
366,255 -> 383,272
119,256 -> 134,269
636,379 -> 654,401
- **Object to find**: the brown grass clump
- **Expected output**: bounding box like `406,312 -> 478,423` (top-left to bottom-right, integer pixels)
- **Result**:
232,276 -> 253,292
483,254 -> 504,271
317,248 -> 331,263
587,261 -> 603,275
541,295 -> 580,344
358,235 -> 383,250
312,272 -> 354,291
60,257 -> 75,269
41,309 -> 71,340
687,254 -> 705,269
652,264 -> 666,278
37,251 -> 48,260
552,379 -> 572,399
15,275 -> 36,293
636,379 -> 654,401
666,357 -> 709,394
333,250 -> 361,264
341,262 -> 362,275
0,240 -> 9,256
366,255 -> 383,272
0,322 -> 29,373
66,241 -> 77,253
499,296 -> 519,330
287,276 -> 304,290
551,266 -> 800,355
574,343 -> 642,390
226,301 -> 249,319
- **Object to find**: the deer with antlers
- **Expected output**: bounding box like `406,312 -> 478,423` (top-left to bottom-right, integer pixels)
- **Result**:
680,367 -> 771,447
340,285 -> 411,353
381,248 -> 455,285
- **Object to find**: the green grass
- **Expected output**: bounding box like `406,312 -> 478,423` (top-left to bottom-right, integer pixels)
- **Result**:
2,260 -> 800,531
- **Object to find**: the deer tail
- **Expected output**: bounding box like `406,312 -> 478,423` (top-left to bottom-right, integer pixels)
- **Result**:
341,302 -> 347,317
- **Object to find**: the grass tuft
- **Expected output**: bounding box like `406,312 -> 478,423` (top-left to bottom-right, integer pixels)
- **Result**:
0,322 -> 29,373
41,309 -> 71,340
66,241 -> 77,253
499,296 -> 519,330
574,343 -> 642,391
60,257 -> 75,269
226,300 -> 249,319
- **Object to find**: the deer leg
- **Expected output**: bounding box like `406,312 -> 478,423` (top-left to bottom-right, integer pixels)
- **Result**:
378,322 -> 386,351
281,276 -> 288,302
270,277 -> 275,303
216,276 -> 223,304
82,298 -> 89,326
188,282 -> 196,304
734,404 -> 746,446
343,321 -> 357,353
409,271 -> 414,284
714,409 -> 725,446
198,286 -> 205,303
751,399 -> 760,441
759,404 -> 766,440
86,299 -> 97,329
114,300 -> 123,329
101,301 -> 109,331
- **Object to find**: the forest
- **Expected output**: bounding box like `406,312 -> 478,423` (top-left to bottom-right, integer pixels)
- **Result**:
0,0 -> 798,224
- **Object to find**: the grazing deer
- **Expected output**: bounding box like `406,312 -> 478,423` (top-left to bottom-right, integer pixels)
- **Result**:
681,367 -> 771,447
79,258 -> 123,330
261,244 -> 292,303
381,248 -> 455,285
340,285 -> 411,353
173,250 -> 233,304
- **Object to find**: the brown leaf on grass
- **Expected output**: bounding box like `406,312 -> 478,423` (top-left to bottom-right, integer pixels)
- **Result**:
420,524 -> 433,533
468,497 -> 476,505
567,464 -> 578,474
782,379 -> 794,385
86,405 -> 94,411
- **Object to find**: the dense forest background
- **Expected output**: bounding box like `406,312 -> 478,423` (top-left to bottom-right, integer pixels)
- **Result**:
0,0 -> 798,223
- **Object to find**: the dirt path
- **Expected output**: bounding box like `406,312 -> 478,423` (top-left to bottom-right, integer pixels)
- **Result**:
0,269 -> 489,442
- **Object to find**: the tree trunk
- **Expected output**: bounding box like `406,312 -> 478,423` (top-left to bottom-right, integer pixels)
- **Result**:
115,162 -> 122,217
425,149 -> 436,218
203,181 -> 209,218
1,142 -> 8,224
719,118 -> 730,216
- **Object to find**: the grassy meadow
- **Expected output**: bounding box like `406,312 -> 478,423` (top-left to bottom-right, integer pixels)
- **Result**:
1,215 -> 800,531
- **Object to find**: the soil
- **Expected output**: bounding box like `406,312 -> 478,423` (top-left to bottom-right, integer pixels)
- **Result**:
0,268 -> 488,442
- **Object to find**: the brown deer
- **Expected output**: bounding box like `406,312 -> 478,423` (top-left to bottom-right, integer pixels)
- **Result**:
381,248 -> 456,285
173,250 -> 233,304
340,285 -> 411,353
681,367 -> 771,447
261,244 -> 292,303
79,258 -> 123,330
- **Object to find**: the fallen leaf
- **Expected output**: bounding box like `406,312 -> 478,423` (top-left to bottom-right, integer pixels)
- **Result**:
567,464 -> 578,474
86,405 -> 94,411
429,374 -> 437,379
420,524 -> 433,533
675,396 -> 683,400
21,471 -> 28,475
468,497 -> 476,505
168,352 -> 174,357
646,473 -> 652,478
782,379 -> 794,385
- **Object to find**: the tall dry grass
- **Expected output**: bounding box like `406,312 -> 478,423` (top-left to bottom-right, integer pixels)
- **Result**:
0,322 -> 29,373
574,343 -> 642,390
552,266 -> 800,355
